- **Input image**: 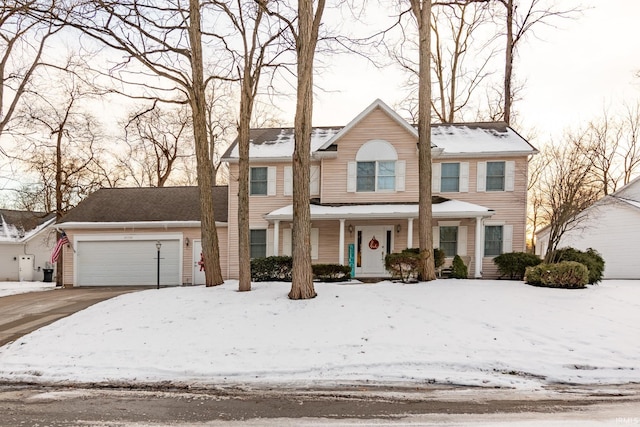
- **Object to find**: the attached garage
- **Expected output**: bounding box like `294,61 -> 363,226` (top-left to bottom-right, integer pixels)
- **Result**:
76,235 -> 182,286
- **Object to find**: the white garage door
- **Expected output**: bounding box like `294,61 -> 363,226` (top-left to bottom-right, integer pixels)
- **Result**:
77,239 -> 180,286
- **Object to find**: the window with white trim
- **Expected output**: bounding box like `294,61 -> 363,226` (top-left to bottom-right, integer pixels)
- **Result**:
484,225 -> 503,256
357,161 -> 396,192
486,161 -> 505,191
250,229 -> 267,258
439,226 -> 458,257
441,163 -> 460,192
250,167 -> 267,195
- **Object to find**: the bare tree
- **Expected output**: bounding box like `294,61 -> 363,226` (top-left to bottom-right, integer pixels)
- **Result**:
408,0 -> 437,281
0,0 -> 62,139
217,0 -> 285,293
535,135 -> 601,261
496,0 -> 580,124
121,103 -> 193,187
53,0 -> 233,286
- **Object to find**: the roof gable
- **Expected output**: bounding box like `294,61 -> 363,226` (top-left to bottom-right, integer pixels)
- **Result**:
58,186 -> 228,224
611,175 -> 640,201
317,99 -> 418,150
0,209 -> 54,242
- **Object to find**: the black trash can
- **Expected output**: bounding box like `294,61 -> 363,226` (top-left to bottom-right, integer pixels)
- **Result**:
43,268 -> 54,283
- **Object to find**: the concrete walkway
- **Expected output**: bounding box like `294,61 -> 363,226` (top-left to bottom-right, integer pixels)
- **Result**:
0,287 -> 145,347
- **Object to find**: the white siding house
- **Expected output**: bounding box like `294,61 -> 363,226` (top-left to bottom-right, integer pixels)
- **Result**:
535,176 -> 640,279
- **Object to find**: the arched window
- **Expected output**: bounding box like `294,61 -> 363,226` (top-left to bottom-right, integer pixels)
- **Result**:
348,140 -> 405,192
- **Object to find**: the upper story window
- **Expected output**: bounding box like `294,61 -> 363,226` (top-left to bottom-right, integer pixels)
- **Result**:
486,161 -> 505,191
250,167 -> 268,195
348,140 -> 405,193
432,162 -> 468,193
477,160 -> 515,192
250,166 -> 276,196
441,163 -> 460,192
357,161 -> 396,192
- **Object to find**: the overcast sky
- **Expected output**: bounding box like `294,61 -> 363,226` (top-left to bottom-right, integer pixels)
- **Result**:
2,0 -> 639,207
307,0 -> 640,143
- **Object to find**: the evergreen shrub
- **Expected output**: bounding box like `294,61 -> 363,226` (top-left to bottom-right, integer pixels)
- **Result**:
525,261 -> 588,289
312,264 -> 352,282
493,252 -> 542,280
547,247 -> 605,284
450,254 -> 468,279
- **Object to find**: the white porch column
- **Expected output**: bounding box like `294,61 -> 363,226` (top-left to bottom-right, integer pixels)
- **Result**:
273,220 -> 280,256
407,218 -> 414,249
339,218 -> 346,265
475,216 -> 483,278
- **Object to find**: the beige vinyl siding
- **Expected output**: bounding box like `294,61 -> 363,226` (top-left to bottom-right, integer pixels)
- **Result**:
227,162 -> 298,278
321,107 -> 419,204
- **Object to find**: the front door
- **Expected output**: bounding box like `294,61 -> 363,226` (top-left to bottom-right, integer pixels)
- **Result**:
357,226 -> 391,276
193,239 -> 206,285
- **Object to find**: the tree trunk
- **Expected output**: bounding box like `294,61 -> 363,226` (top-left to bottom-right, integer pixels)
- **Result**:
289,0 -> 324,300
237,74 -> 252,292
188,0 -> 223,286
411,0 -> 437,282
503,0 -> 514,125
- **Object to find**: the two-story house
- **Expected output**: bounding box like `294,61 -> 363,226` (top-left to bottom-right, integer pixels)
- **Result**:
53,99 -> 536,286
221,99 -> 537,280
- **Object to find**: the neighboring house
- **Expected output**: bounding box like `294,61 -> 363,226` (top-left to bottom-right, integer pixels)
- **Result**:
535,176 -> 640,279
0,209 -> 55,281
57,99 -> 536,286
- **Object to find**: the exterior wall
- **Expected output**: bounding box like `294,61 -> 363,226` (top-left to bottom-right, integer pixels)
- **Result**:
432,156 -> 529,278
61,226 -> 228,287
321,107 -> 419,204
0,232 -> 54,282
538,198 -> 640,279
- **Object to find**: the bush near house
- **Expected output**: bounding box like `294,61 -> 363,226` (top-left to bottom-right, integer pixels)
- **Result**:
385,248 -> 446,282
450,254 -> 468,279
251,256 -> 351,282
312,264 -> 352,282
251,256 -> 293,282
524,261 -> 589,289
493,252 -> 542,280
547,247 -> 605,285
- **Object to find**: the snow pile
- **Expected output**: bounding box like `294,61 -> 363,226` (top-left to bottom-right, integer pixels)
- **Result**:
0,279 -> 638,389
0,281 -> 56,297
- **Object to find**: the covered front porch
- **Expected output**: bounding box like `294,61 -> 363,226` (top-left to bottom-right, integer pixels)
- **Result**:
264,199 -> 495,279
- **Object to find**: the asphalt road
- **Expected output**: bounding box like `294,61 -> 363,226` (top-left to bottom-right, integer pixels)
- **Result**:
1,384 -> 639,426
0,287 -> 146,346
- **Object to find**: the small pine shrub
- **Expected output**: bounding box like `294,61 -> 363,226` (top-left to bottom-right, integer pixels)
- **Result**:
450,254 -> 468,279
524,261 -> 588,289
548,247 -> 605,284
385,252 -> 420,283
493,252 -> 542,280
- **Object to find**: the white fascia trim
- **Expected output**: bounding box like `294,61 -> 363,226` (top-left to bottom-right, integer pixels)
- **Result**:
59,221 -> 227,229
265,209 -> 494,222
312,151 -> 338,159
434,150 -> 535,159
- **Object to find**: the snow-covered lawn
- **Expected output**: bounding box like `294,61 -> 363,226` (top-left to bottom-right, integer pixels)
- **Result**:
0,279 -> 638,390
0,281 -> 56,297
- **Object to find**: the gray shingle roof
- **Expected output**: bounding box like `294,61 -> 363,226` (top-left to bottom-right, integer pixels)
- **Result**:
58,186 -> 228,224
0,209 -> 54,236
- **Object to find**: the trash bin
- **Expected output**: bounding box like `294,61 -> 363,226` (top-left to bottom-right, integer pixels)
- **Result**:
43,268 -> 54,283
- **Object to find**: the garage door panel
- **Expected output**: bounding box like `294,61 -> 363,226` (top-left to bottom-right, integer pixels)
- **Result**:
77,240 -> 180,286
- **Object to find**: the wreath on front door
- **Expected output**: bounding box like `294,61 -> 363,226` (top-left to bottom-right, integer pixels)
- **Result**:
368,236 -> 380,250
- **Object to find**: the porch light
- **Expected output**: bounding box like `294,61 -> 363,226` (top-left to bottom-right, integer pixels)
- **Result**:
348,224 -> 353,235
185,237 -> 190,247
396,224 -> 401,233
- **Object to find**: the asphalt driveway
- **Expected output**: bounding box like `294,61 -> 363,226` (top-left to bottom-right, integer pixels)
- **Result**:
0,287 -> 146,347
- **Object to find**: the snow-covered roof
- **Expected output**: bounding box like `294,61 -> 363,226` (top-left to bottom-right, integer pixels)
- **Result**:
222,100 -> 537,161
0,211 -> 55,243
264,199 -> 494,221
